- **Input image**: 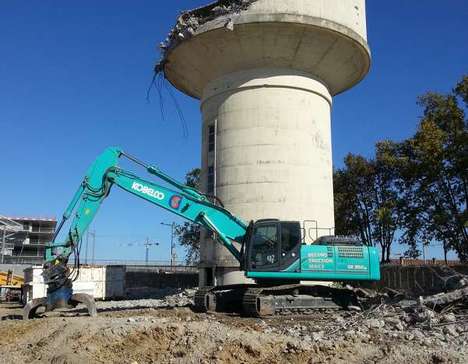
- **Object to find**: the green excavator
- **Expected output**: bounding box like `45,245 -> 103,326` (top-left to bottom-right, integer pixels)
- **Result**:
23,147 -> 380,319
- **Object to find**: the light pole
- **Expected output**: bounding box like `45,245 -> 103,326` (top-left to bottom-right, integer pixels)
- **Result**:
87,230 -> 96,265
1,228 -> 5,264
161,222 -> 176,267
85,230 -> 90,265
144,238 -> 159,265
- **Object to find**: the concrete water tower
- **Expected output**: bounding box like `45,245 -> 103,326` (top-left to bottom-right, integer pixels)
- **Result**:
158,0 -> 371,286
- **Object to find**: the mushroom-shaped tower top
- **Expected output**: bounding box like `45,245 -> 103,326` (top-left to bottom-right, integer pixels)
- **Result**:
163,0 -> 371,99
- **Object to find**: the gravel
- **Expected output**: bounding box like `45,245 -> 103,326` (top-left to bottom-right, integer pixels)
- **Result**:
2,300 -> 467,363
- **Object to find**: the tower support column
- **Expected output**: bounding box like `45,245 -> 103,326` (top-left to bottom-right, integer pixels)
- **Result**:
199,68 -> 334,286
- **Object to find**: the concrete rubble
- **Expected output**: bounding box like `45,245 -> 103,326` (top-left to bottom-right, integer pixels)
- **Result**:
273,304 -> 468,348
156,0 -> 258,73
1,282 -> 468,363
92,278 -> 468,352
97,288 -> 195,311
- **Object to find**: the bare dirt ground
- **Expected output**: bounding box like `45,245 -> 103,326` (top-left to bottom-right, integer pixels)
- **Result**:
1,292 -> 467,364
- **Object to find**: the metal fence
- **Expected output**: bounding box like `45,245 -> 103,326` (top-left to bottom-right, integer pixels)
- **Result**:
67,258 -> 199,272
388,258 -> 461,266
2,256 -> 44,265
123,265 -> 198,273
73,258 -> 191,266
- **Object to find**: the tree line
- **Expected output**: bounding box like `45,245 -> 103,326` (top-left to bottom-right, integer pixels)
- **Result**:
334,76 -> 467,262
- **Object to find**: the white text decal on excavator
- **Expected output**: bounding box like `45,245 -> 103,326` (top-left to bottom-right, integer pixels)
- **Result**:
131,182 -> 165,200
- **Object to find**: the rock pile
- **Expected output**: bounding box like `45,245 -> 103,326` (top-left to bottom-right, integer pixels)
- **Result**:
96,288 -> 195,311
267,303 -> 467,351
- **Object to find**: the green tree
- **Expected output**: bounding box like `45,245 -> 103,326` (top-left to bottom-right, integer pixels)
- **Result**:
334,150 -> 403,263
334,155 -> 374,246
335,76 -> 467,262
395,76 -> 468,261
373,141 -> 405,262
174,168 -> 201,264
184,168 -> 201,189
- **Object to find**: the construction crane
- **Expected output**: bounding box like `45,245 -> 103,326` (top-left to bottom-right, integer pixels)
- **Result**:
119,239 -> 160,265
23,147 -> 380,319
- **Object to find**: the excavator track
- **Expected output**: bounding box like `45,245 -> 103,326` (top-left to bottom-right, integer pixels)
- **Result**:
194,284 -> 362,317
193,284 -> 254,313
243,287 -> 270,317
193,286 -> 217,313
242,284 -> 356,317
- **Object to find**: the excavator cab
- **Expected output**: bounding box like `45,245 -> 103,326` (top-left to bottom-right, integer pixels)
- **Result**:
244,219 -> 380,283
246,219 -> 302,273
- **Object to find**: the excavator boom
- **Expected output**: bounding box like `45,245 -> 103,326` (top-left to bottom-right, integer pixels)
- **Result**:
25,147 -> 248,319
47,147 -> 246,264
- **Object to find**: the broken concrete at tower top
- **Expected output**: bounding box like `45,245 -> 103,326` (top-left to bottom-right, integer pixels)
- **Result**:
157,0 -> 258,72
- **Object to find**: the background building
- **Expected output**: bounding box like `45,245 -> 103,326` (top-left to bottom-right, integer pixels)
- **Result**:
1,216 -> 56,265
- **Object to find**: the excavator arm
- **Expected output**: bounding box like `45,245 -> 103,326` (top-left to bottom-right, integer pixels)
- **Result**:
25,147 -> 248,319
47,147 -> 246,264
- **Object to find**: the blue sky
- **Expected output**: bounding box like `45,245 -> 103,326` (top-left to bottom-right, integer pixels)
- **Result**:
1,1 -> 467,262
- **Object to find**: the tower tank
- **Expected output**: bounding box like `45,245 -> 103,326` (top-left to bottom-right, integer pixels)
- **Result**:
159,0 -> 371,286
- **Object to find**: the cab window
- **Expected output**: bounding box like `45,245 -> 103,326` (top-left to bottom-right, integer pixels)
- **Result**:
250,223 -> 279,268
281,222 -> 301,256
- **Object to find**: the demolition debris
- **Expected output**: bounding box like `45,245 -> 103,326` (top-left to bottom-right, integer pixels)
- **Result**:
156,0 -> 258,73
1,284 -> 467,363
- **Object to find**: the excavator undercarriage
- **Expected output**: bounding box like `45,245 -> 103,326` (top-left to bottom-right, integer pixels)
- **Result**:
194,284 -> 367,317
